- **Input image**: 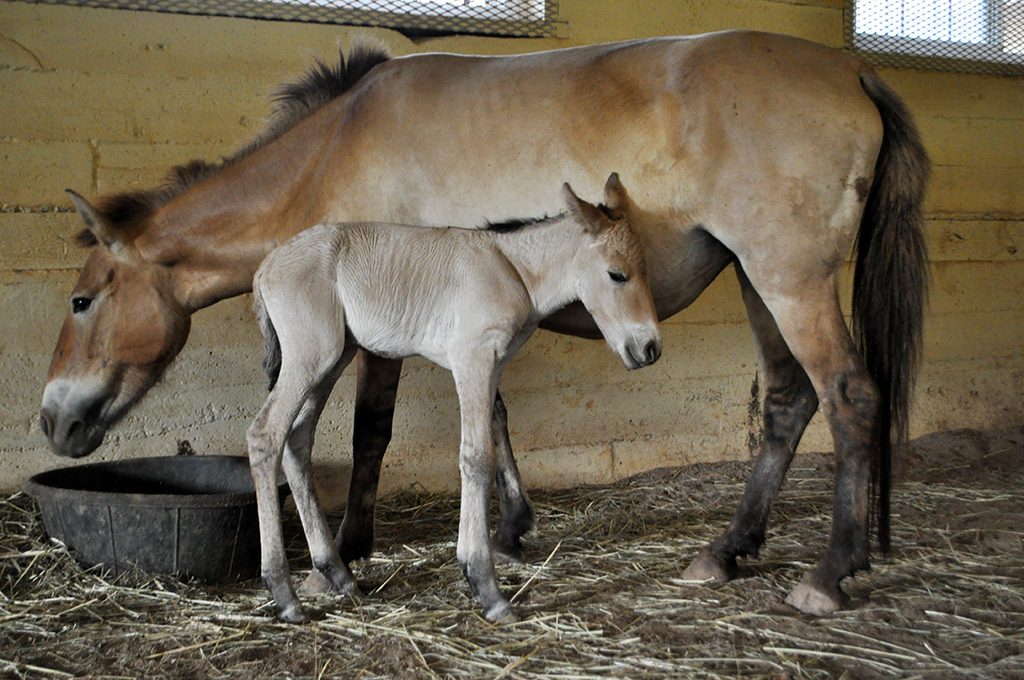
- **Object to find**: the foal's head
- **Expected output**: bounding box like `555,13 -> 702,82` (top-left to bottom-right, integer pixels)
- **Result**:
566,174 -> 662,370
39,193 -> 191,458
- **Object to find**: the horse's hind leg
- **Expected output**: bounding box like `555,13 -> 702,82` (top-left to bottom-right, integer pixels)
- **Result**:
683,264 -> 819,583
336,351 -> 403,564
491,391 -> 535,562
284,346 -> 359,599
743,273 -> 879,615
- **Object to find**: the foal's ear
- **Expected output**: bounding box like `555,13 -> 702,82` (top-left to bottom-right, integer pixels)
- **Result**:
602,172 -> 632,220
67,190 -> 125,254
562,182 -> 609,235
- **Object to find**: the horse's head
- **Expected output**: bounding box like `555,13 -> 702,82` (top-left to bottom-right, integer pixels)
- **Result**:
39,192 -> 191,458
567,174 -> 662,370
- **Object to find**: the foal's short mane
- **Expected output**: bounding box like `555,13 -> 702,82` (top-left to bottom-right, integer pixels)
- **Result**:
75,43 -> 391,247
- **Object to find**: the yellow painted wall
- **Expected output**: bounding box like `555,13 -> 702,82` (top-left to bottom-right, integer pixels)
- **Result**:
1,0 -> 1021,502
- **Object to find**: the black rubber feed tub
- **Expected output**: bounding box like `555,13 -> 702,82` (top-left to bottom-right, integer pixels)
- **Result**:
25,455 -> 284,582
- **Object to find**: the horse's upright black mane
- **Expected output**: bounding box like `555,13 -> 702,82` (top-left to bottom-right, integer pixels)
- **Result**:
485,201 -> 617,235
77,43 -> 391,245
485,214 -> 559,234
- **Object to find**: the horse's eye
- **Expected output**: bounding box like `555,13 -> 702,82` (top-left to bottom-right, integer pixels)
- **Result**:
71,297 -> 93,314
608,271 -> 628,284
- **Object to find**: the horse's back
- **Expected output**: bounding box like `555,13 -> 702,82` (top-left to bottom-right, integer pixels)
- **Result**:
324,31 -> 882,238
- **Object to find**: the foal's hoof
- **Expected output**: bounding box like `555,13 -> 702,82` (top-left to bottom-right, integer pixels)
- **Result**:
785,575 -> 847,616
681,549 -> 733,584
483,601 -> 518,624
298,569 -> 333,596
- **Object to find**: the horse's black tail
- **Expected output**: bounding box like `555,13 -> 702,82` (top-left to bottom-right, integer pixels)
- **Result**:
854,73 -> 930,554
253,279 -> 282,391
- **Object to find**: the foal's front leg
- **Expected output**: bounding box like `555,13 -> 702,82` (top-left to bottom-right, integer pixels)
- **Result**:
452,359 -> 516,623
337,355 -> 535,566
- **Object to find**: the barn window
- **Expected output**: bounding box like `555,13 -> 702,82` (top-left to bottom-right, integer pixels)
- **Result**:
847,0 -> 1024,75
11,0 -> 561,38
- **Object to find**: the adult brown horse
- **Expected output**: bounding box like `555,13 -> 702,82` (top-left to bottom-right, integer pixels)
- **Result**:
40,30 -> 928,617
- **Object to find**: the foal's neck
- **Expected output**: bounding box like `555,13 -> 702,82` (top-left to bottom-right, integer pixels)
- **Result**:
493,218 -> 584,317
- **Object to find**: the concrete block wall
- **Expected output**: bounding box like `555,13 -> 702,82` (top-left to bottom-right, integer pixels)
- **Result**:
1,0 -> 1021,504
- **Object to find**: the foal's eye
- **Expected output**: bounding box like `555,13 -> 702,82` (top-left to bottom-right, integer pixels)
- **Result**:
71,297 -> 93,314
608,271 -> 628,284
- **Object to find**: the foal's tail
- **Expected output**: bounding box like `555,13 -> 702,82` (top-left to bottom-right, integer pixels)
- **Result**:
854,74 -> 930,554
253,277 -> 283,391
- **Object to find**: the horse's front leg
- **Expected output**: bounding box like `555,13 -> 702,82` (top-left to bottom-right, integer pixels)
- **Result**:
452,359 -> 516,623
491,391 -> 535,562
336,351 -> 402,564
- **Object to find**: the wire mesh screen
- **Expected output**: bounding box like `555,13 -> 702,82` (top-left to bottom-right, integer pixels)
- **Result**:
11,0 -> 560,37
847,0 -> 1024,75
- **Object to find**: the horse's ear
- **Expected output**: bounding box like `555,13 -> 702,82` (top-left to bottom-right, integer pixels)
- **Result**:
602,172 -> 632,220
562,182 -> 609,235
67,190 -> 124,254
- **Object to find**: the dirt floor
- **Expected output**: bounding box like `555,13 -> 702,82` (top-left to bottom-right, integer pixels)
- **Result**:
1,426 -> 1022,679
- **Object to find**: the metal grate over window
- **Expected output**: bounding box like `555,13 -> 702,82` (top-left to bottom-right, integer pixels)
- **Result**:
12,0 -> 560,38
847,0 -> 1024,75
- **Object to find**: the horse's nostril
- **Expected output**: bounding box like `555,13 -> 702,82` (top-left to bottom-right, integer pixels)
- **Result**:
645,341 -> 661,364
67,419 -> 86,440
39,410 -> 54,439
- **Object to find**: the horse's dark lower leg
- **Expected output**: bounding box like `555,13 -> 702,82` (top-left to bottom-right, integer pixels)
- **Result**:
684,266 -> 819,582
722,262 -> 881,615
491,392 -> 535,561
336,352 -> 403,564
786,369 -> 878,615
685,360 -> 818,581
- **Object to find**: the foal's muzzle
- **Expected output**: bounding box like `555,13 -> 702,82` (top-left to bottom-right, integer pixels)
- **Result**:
626,338 -> 662,370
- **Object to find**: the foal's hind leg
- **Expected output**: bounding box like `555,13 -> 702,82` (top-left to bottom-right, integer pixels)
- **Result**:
248,374 -> 325,623
491,391 -> 535,562
684,264 -> 819,583
284,347 -> 360,600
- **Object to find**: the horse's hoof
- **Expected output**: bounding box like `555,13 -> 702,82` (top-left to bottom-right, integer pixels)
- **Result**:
681,550 -> 732,584
298,569 -> 333,596
785,577 -> 846,616
483,601 -> 518,624
276,602 -> 311,624
491,536 -> 526,564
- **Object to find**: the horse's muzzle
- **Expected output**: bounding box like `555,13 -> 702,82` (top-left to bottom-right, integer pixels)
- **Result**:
40,406 -> 105,458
